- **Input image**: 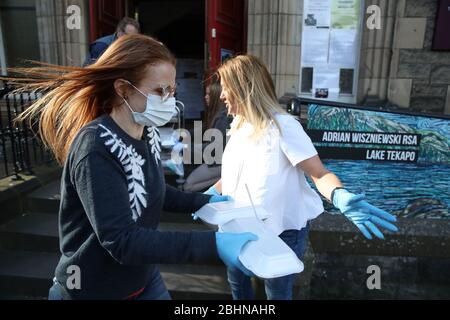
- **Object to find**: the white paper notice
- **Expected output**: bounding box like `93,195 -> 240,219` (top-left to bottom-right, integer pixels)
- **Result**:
304,0 -> 331,27
300,0 -> 360,103
302,29 -> 330,65
329,29 -> 357,66
313,67 -> 340,99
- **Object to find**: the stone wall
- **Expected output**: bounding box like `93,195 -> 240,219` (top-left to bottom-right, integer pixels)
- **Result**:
35,0 -> 89,66
310,253 -> 450,299
358,0 -> 397,106
247,0 -> 303,97
307,214 -> 450,299
0,0 -> 41,68
390,0 -> 450,114
247,0 -> 450,115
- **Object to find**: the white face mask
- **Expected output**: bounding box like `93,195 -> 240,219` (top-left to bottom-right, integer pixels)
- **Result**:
121,81 -> 176,127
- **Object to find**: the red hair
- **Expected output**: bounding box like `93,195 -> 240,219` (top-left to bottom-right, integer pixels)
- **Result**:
4,34 -> 175,164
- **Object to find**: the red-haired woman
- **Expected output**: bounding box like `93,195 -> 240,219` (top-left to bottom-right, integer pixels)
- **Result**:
8,34 -> 256,300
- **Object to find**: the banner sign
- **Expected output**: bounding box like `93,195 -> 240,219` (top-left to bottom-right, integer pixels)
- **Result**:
308,130 -> 421,162
305,103 -> 450,219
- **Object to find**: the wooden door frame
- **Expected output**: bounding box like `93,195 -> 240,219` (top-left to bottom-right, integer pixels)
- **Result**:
205,0 -> 247,72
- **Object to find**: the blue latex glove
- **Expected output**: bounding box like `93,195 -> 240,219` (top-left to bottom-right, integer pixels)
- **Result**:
215,232 -> 258,277
209,194 -> 231,203
192,187 -> 231,221
207,185 -> 231,203
204,185 -> 221,196
332,188 -> 398,240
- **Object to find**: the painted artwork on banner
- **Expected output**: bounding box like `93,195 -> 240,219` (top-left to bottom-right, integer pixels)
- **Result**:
306,104 -> 450,219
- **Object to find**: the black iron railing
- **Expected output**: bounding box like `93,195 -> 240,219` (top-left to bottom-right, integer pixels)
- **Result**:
0,82 -> 53,180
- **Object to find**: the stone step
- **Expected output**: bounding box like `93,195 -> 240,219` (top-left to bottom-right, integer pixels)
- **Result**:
25,181 -> 61,214
159,264 -> 231,300
0,212 -> 213,253
0,250 -> 231,300
0,292 -> 47,300
0,213 -> 59,252
0,250 -> 58,298
309,214 -> 450,258
23,181 -> 206,224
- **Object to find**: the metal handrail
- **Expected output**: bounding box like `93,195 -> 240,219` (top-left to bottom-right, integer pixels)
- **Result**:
0,82 -> 53,180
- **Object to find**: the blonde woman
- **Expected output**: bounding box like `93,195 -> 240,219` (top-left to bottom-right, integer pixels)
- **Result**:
6,35 -> 257,300
210,55 -> 398,300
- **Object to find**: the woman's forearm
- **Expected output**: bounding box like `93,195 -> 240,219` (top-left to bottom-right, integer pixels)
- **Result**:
214,179 -> 222,194
312,171 -> 343,202
297,156 -> 344,202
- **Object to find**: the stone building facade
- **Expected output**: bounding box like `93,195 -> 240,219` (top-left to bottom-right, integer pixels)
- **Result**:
1,0 -> 449,115
35,0 -> 90,66
247,0 -> 450,115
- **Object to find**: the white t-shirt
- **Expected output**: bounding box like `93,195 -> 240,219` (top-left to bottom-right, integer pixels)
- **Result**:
221,114 -> 324,235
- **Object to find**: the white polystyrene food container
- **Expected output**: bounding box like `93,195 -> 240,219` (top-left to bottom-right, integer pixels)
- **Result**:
221,217 -> 304,279
194,201 -> 271,226
194,202 -> 304,279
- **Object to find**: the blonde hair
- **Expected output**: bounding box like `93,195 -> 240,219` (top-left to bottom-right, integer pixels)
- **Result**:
4,34 -> 175,165
217,55 -> 286,138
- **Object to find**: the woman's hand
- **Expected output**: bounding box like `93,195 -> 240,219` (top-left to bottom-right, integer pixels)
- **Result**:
191,184 -> 231,220
205,182 -> 229,203
208,194 -> 231,203
215,232 -> 258,276
298,156 -> 398,240
204,185 -> 221,196
332,188 -> 398,240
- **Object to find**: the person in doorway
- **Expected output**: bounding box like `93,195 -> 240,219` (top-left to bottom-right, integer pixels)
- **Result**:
8,34 -> 257,300
183,80 -> 232,192
210,54 -> 398,300
83,17 -> 140,66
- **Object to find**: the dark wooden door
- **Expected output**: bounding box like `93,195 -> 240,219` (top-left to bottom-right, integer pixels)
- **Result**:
432,0 -> 450,50
89,0 -> 125,42
206,0 -> 245,72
